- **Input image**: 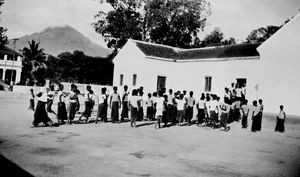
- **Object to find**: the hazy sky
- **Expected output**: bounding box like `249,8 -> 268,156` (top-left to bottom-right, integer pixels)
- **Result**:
1,0 -> 300,47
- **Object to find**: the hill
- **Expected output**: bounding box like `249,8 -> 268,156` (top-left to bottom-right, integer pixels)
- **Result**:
9,25 -> 111,57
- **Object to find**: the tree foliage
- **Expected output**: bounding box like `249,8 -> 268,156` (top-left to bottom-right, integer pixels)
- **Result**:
46,50 -> 114,85
93,0 -> 211,49
0,0 -> 8,47
201,27 -> 236,47
21,40 -> 47,86
245,25 -> 281,43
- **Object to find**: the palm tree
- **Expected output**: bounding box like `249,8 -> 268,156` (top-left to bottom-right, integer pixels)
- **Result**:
22,40 -> 47,85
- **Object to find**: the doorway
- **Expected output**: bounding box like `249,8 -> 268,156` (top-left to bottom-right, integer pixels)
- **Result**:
236,78 -> 247,88
157,76 -> 166,92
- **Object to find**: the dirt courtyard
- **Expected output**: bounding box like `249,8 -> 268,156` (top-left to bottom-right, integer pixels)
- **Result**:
0,91 -> 300,177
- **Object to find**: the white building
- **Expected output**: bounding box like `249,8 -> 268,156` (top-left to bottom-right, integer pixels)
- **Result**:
0,46 -> 23,85
113,13 -> 300,116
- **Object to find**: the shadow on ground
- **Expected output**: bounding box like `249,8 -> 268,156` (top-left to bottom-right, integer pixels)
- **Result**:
0,154 -> 34,177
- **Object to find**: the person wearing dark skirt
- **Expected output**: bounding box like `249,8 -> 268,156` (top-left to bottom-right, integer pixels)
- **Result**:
57,84 -> 68,124
162,95 -> 168,127
96,87 -> 108,123
146,93 -> 154,121
251,100 -> 260,132
137,91 -> 144,121
241,99 -> 250,128
129,89 -> 139,127
196,93 -> 206,126
219,97 -> 230,131
257,99 -> 264,131
110,86 -> 121,123
176,94 -> 185,126
28,88 -> 35,111
120,85 -> 129,122
186,91 -> 195,126
78,85 -> 92,122
167,89 -> 174,124
68,88 -> 79,124
275,105 -> 286,133
46,84 -> 56,115
33,87 -> 53,127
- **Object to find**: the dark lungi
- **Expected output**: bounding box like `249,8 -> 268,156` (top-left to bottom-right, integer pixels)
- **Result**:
33,101 -> 52,126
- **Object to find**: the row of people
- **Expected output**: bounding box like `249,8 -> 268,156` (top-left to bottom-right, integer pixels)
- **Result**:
30,84 -> 286,133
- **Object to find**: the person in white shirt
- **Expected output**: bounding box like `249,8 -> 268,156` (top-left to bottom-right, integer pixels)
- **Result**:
251,100 -> 260,132
152,92 -> 158,119
241,99 -> 250,128
110,86 -> 121,123
209,95 -> 219,129
186,91 -> 195,126
219,97 -> 231,131
57,84 -> 68,124
121,85 -> 129,122
28,88 -> 35,111
196,93 -> 206,126
79,85 -> 93,122
176,94 -> 186,126
146,93 -> 154,121
129,89 -> 139,127
69,87 -> 79,124
33,86 -> 53,127
96,87 -> 108,123
46,84 -> 56,115
275,105 -> 286,133
155,90 -> 165,129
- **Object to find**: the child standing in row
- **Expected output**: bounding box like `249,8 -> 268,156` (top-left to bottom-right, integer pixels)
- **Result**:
275,105 -> 286,133
176,94 -> 185,126
110,86 -> 121,123
96,87 -> 108,123
129,89 -> 139,127
28,88 -> 35,111
146,93 -> 154,121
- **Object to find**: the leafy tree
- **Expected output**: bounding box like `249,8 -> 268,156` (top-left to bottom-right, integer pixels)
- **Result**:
222,37 -> 236,45
93,0 -> 211,49
54,50 -> 114,85
201,27 -> 224,47
0,0 -> 8,47
245,25 -> 280,43
21,40 -> 47,86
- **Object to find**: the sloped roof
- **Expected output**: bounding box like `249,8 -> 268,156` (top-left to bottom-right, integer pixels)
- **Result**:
133,40 -> 260,60
0,45 -> 22,56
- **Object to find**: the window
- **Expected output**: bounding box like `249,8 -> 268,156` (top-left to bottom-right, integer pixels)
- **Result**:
119,74 -> 124,86
205,76 -> 212,92
133,74 -> 137,86
157,76 -> 166,92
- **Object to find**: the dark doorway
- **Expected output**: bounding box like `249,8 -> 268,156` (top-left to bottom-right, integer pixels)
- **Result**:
157,76 -> 166,92
236,78 -> 247,88
5,69 -> 16,85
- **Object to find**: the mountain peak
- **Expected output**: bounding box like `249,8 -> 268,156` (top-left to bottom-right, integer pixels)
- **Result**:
10,25 -> 111,57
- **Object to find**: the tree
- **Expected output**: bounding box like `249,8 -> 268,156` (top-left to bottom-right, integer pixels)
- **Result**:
245,25 -> 280,43
22,40 -> 47,86
93,0 -> 211,49
201,27 -> 224,47
0,0 -> 8,47
222,37 -> 236,45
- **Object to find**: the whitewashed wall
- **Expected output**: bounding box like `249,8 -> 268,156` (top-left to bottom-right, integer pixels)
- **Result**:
257,13 -> 300,116
113,42 -> 262,106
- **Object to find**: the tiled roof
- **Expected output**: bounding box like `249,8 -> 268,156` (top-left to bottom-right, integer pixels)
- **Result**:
133,40 -> 260,60
0,46 -> 22,56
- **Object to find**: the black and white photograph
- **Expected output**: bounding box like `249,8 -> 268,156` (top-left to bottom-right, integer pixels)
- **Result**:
0,0 -> 300,176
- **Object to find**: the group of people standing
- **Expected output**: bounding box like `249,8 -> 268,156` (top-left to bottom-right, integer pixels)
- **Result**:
29,83 -> 286,133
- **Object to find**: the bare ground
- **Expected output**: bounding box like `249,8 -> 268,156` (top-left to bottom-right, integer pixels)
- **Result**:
0,91 -> 300,177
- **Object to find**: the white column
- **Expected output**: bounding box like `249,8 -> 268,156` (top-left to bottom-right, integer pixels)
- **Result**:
2,68 -> 6,80
16,69 -> 21,83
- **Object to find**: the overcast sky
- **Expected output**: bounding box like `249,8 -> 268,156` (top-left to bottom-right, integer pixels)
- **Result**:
1,0 -> 300,47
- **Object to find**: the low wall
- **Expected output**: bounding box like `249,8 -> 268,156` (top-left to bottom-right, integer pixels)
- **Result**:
12,83 -> 113,95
